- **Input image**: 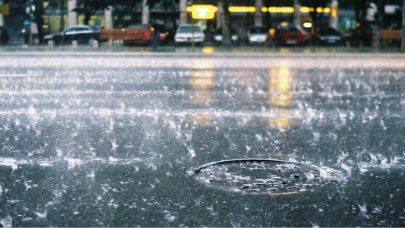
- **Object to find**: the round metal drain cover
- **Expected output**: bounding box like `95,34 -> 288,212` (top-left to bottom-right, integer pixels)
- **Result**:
192,159 -> 341,195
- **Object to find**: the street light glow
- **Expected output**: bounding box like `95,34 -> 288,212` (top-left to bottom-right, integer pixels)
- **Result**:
228,7 -> 256,12
268,7 -> 294,13
187,5 -> 218,19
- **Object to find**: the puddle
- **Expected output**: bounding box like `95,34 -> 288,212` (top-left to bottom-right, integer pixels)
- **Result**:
191,159 -> 343,195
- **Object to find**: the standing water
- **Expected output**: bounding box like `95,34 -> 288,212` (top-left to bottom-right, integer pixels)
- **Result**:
0,54 -> 404,226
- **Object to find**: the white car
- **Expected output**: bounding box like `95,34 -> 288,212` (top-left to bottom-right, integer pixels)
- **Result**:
248,27 -> 268,45
174,25 -> 205,46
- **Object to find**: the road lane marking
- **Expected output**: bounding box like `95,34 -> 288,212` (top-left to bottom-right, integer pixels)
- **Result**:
0,74 -> 29,77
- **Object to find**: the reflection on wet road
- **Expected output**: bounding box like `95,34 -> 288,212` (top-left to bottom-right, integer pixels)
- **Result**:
0,54 -> 404,226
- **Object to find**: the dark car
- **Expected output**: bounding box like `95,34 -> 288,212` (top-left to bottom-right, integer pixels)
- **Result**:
313,27 -> 343,46
43,25 -> 100,45
214,28 -> 239,46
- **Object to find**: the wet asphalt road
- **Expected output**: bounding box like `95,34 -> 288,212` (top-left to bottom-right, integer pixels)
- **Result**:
0,53 -> 404,226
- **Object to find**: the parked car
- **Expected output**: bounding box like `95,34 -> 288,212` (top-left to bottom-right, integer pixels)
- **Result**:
248,27 -> 268,45
174,24 -> 204,46
313,27 -> 343,46
214,28 -> 239,45
43,25 -> 100,45
266,24 -> 309,46
123,24 -> 153,45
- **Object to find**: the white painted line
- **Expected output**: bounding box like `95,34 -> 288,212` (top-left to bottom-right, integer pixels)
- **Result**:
0,74 -> 29,77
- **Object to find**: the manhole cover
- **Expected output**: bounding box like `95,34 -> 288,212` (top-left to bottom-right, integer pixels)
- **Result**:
191,159 -> 342,195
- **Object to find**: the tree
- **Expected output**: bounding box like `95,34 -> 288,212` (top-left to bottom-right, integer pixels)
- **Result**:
74,0 -> 112,25
146,0 -> 178,25
47,0 -> 67,31
354,0 -> 371,23
30,0 -> 45,42
111,0 -> 142,27
219,0 -> 231,47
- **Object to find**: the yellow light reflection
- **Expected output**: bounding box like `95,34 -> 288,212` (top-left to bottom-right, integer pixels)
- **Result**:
191,92 -> 215,104
269,94 -> 292,107
193,61 -> 214,70
261,7 -> 267,12
269,67 -> 291,94
267,67 -> 293,130
269,191 -> 299,196
190,61 -> 216,106
189,110 -> 213,126
279,48 -> 291,54
191,78 -> 214,90
267,109 -> 294,130
202,47 -> 215,54
192,71 -> 214,78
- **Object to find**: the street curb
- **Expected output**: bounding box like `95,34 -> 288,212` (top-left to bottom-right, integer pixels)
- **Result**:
1,45 -> 405,58
1,51 -> 405,58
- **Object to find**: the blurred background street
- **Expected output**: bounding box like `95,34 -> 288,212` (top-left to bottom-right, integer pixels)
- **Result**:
0,0 -> 404,51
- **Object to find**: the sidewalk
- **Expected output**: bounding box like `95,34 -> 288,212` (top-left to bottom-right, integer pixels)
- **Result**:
0,42 -> 404,56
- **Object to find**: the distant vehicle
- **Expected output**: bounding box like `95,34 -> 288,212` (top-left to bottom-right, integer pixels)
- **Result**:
151,24 -> 171,45
0,27 -> 10,45
43,25 -> 100,45
174,24 -> 205,46
248,27 -> 268,45
267,24 -> 309,46
123,24 -> 153,45
314,27 -> 343,46
214,28 -> 239,46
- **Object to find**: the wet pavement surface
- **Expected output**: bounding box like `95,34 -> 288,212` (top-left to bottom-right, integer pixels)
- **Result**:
0,54 -> 404,226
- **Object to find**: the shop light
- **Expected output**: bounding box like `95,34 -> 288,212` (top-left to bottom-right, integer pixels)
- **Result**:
303,22 -> 312,28
300,7 -> 329,13
268,7 -> 294,13
187,5 -> 218,19
228,6 -> 256,13
300,7 -> 311,12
